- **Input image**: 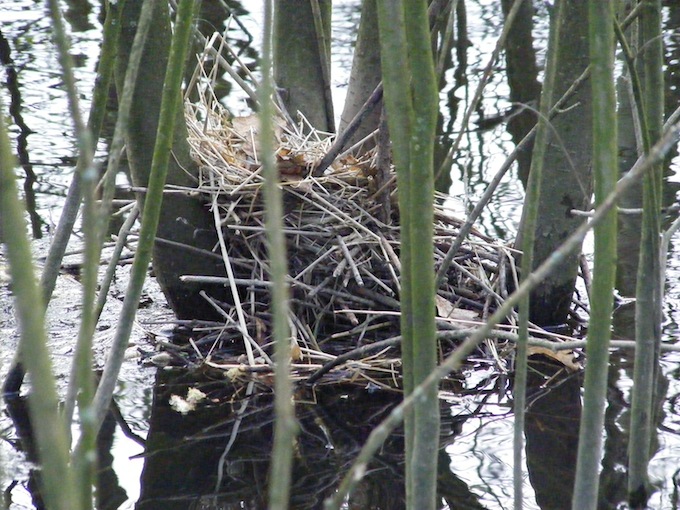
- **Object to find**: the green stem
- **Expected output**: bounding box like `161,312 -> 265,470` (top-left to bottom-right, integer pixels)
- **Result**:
627,0 -> 664,500
263,1 -> 297,508
514,0 -> 563,506
85,0 -> 198,436
572,2 -> 618,509
375,1 -> 415,503
404,1 -> 439,508
0,99 -> 79,510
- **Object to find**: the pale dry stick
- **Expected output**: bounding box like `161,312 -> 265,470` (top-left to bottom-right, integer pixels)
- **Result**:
379,234 -> 401,271
182,275 -> 272,287
451,260 -> 504,304
313,84 -> 384,176
293,246 -> 340,281
338,308 -> 578,344
327,321 -> 393,341
186,273 -> 377,308
198,290 -> 273,365
204,41 -> 258,104
360,267 -> 395,295
378,234 -> 401,291
210,186 -> 257,366
231,166 -> 263,195
221,36 -> 260,87
324,121 -> 680,509
336,129 -> 379,161
93,205 -> 140,320
288,187 -> 379,240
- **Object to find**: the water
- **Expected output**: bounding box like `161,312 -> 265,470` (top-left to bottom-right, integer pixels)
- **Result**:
1,1 -> 680,509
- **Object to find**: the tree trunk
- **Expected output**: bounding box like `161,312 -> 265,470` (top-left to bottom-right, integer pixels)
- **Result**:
339,0 -> 381,149
515,0 -> 593,328
274,0 -> 334,132
115,0 -> 226,319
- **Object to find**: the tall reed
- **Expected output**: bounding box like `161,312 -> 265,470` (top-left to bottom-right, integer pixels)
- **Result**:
514,0 -> 564,506
262,1 -> 297,508
376,1 -> 438,507
627,0 -> 664,501
572,2 -> 618,508
85,0 -> 198,435
0,100 -> 79,510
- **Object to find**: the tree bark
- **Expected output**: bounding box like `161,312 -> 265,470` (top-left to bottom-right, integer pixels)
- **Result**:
274,0 -> 334,132
115,0 -> 226,319
515,0 -> 593,328
339,0 -> 381,149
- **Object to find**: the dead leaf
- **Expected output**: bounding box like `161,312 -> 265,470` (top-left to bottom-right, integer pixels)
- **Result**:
435,295 -> 479,321
527,346 -> 580,372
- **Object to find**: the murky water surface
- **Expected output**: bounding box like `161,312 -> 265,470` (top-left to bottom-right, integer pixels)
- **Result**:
1,1 -> 680,509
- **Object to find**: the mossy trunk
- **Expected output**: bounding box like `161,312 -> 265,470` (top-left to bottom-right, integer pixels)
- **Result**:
274,0 -> 334,132
115,0 -> 226,319
339,0 -> 381,149
514,0 -> 593,328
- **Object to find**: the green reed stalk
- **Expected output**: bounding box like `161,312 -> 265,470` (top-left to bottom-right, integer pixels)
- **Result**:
60,0 -> 124,434
376,1 -> 438,507
45,0 -> 117,505
43,1 -> 107,503
375,3 -> 414,503
572,3 -> 618,509
627,0 -> 664,500
514,1 -> 562,506
84,0 -> 198,436
262,1 -> 297,508
403,2 -> 439,507
0,100 -> 79,510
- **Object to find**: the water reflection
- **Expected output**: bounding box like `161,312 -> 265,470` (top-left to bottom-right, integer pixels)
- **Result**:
2,0 -> 680,508
524,356 -> 581,510
134,369 -> 493,510
3,392 -> 129,510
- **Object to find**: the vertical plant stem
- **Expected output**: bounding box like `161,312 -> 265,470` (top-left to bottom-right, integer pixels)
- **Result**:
41,0 -> 97,301
377,1 -> 438,507
0,100 -> 79,510
84,0 -> 198,436
572,2 -> 618,509
514,0 -> 562,506
375,2 -> 415,503
44,0 -> 106,505
63,0 -> 144,431
263,1 -> 297,509
628,0 -> 663,500
404,1 -> 439,508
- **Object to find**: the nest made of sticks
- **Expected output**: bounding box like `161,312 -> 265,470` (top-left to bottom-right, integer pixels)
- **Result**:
165,36 -> 559,390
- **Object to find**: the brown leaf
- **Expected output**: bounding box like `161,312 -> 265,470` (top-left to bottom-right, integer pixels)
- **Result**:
527,346 -> 580,372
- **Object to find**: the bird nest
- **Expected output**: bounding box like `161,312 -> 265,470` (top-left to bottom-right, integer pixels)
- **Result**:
162,42 -> 552,391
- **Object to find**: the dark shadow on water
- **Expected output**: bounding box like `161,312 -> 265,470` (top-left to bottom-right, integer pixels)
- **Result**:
524,356 -> 581,510
134,368 -> 488,510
